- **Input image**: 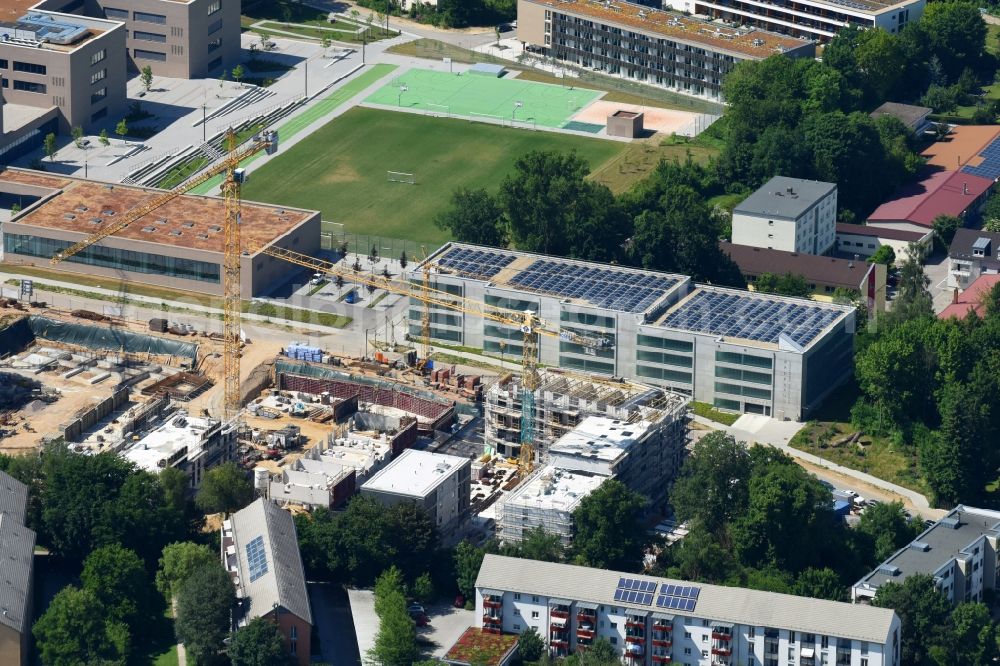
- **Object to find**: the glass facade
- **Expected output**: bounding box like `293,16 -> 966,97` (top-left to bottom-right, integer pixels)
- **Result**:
636,365 -> 692,384
560,355 -> 614,375
561,311 -> 615,328
715,366 -> 772,385
4,234 -> 220,283
408,323 -> 461,343
714,382 -> 772,401
637,349 -> 692,368
637,334 -> 693,352
716,351 -> 773,369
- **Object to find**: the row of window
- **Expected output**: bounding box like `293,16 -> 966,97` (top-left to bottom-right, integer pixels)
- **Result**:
134,30 -> 167,43
716,350 -> 773,369
4,235 -> 221,283
636,349 -> 692,368
0,61 -> 47,75
636,365 -> 692,384
715,381 -> 772,401
715,365 -> 772,385
408,323 -> 461,343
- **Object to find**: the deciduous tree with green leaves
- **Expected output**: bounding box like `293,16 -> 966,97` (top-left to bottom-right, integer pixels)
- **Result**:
571,479 -> 645,571
195,462 -> 254,514
140,65 -> 154,92
174,562 -> 235,666
434,187 -> 507,247
33,586 -> 130,666
155,541 -> 217,600
874,574 -> 952,666
229,616 -> 289,666
870,245 -> 896,266
81,544 -> 153,631
44,132 -> 57,161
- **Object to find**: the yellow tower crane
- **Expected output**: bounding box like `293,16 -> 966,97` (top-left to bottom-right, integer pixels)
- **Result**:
248,244 -> 614,474
50,129 -> 279,420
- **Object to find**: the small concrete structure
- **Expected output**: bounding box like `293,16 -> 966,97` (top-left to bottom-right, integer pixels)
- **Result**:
607,110 -> 644,138
469,63 -> 506,77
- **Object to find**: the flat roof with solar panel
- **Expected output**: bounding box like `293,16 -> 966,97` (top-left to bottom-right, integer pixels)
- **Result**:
423,242 -> 687,314
655,285 -> 849,349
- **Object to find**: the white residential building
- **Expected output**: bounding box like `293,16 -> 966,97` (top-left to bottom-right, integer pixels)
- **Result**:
853,505 -> 1000,606
496,466 -> 605,546
361,449 -> 472,542
662,0 -> 924,42
478,555 -> 902,666
123,410 -> 236,489
732,177 -> 838,256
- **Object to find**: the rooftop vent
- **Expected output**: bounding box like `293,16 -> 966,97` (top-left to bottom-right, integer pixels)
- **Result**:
89,217 -> 102,225
101,209 -> 115,216
196,233 -> 209,240
169,230 -> 183,236
182,221 -> 195,228
910,542 -> 931,552
878,564 -> 901,576
940,517 -> 960,529
75,205 -> 88,212
141,226 -> 156,233
752,38 -> 764,46
155,218 -> 167,225
62,213 -> 75,221
209,225 -> 222,232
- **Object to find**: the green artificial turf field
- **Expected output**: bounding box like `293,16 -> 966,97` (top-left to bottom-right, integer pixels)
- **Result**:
239,106 -> 625,245
363,68 -> 603,129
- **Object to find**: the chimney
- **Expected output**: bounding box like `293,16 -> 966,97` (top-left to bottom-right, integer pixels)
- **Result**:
964,183 -> 969,195
953,288 -> 959,304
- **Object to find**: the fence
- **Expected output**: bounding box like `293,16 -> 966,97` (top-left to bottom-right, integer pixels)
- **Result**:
321,226 -> 431,262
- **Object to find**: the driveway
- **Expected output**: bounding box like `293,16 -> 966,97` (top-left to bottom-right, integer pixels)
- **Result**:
310,582 -> 362,666
419,602 -> 476,658
923,250 -> 955,313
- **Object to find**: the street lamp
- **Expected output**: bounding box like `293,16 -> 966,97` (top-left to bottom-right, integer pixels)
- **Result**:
398,84 -> 408,106
513,100 -> 523,120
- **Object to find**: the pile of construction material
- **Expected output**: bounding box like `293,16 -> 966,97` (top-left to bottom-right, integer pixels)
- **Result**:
428,367 -> 482,400
284,343 -> 324,363
0,372 -> 57,410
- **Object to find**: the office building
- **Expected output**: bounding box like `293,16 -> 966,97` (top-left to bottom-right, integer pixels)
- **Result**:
947,228 -> 1000,289
0,471 -> 34,666
662,0 -> 924,42
731,177 -> 838,256
720,242 -> 887,311
413,243 -> 856,421
0,2 -> 126,133
361,449 -> 472,542
0,167 -> 320,297
853,506 -> 1000,607
477,554 -> 902,665
223,499 -> 313,666
516,0 -> 814,101
36,0 -> 241,78
867,170 -> 993,234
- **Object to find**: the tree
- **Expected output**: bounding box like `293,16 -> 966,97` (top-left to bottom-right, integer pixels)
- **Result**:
156,541 -> 218,600
920,1 -> 986,80
81,544 -> 153,630
936,602 -> 997,666
870,245 -> 896,266
793,567 -> 848,601
399,251 -> 408,270
368,565 -> 417,666
983,281 -> 1000,319
44,132 -> 57,162
519,627 -> 545,663
175,562 -> 235,666
517,526 -> 565,562
116,118 -> 128,143
229,616 -> 289,666
889,244 -> 933,323
921,381 -> 991,505
232,64 -> 245,86
71,126 -> 84,149
454,540 -> 490,600
99,128 -> 110,147
754,272 -> 814,299
579,638 -> 618,665
33,586 -> 129,666
932,215 -> 960,250
412,572 -> 434,604
670,431 -> 750,537
434,187 -> 507,247
571,479 -> 645,571
140,65 -> 154,92
374,566 -> 407,619
857,501 -> 922,562
874,574 -> 952,666
195,462 -> 254,514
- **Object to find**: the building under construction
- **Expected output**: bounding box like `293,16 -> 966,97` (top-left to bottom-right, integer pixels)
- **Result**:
484,368 -> 687,461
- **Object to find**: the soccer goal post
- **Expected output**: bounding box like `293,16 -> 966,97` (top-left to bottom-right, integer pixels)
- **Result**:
387,171 -> 416,185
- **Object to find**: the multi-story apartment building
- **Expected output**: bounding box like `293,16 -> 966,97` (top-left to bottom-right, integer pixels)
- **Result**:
37,0 -> 241,78
732,177 -> 838,256
853,506 -> 1000,606
0,2 -> 126,132
412,244 -> 856,421
516,0 -> 814,101
947,228 -> 1000,289
663,0 -> 923,41
477,555 -> 902,666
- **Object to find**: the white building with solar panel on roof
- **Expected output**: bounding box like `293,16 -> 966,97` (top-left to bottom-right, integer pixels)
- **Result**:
477,554 -> 901,666
411,243 -> 856,421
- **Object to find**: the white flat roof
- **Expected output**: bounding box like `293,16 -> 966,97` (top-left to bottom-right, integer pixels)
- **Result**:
361,449 -> 468,498
320,435 -> 390,473
503,466 -> 605,513
124,413 -> 216,471
549,416 -> 652,463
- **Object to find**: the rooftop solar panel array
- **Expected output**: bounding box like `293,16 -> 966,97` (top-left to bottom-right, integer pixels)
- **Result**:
655,584 -> 700,612
436,247 -> 516,279
615,577 -> 656,605
246,535 -> 269,583
509,260 -> 678,312
961,137 -> 1000,180
660,290 -> 841,346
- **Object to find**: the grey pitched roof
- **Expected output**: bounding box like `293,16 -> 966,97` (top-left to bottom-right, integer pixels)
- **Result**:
0,470 -> 28,526
231,498 -> 313,625
869,102 -> 932,130
476,555 -> 897,644
734,176 -> 836,220
0,514 -> 35,635
950,227 -> 1000,269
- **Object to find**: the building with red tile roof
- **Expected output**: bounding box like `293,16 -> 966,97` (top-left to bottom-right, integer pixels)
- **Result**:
867,170 -> 993,234
939,274 -> 1000,320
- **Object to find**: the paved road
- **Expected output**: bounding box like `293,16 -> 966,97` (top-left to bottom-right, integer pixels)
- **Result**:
310,583 -> 362,666
692,414 -> 946,520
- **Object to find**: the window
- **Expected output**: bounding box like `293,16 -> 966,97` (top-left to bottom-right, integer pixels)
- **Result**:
171,26 -> 184,37
531,611 -> 539,619
684,648 -> 692,655
91,49 -> 106,65
13,80 -> 46,93
208,18 -> 224,34
91,69 -> 106,84
701,651 -> 709,659
13,61 -> 46,75
208,38 -> 222,52
134,49 -> 167,61
90,87 -> 107,104
701,635 -> 708,642
532,596 -> 539,602
0,59 -> 6,69
290,626 -> 297,640
821,636 -> 829,648
134,31 -> 167,43
684,632 -> 692,639
207,0 -> 222,14
749,627 -> 756,638
513,624 -> 520,631
134,10 -> 167,23
104,6 -> 128,19
610,622 -> 618,629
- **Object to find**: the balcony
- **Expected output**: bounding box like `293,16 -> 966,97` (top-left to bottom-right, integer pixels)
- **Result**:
625,634 -> 646,644
652,655 -> 672,664
576,628 -> 595,639
551,609 -> 570,619
652,638 -> 672,648
712,647 -> 733,656
626,618 -> 645,628
483,598 -> 502,609
712,631 -> 732,641
576,613 -> 597,624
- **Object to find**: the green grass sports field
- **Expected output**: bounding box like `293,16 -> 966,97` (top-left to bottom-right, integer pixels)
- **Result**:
363,68 -> 603,129
239,107 -> 625,245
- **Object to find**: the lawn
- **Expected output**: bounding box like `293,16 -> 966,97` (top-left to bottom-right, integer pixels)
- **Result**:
365,68 -> 602,128
590,134 -> 720,194
690,400 -> 740,426
239,106 -> 625,245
